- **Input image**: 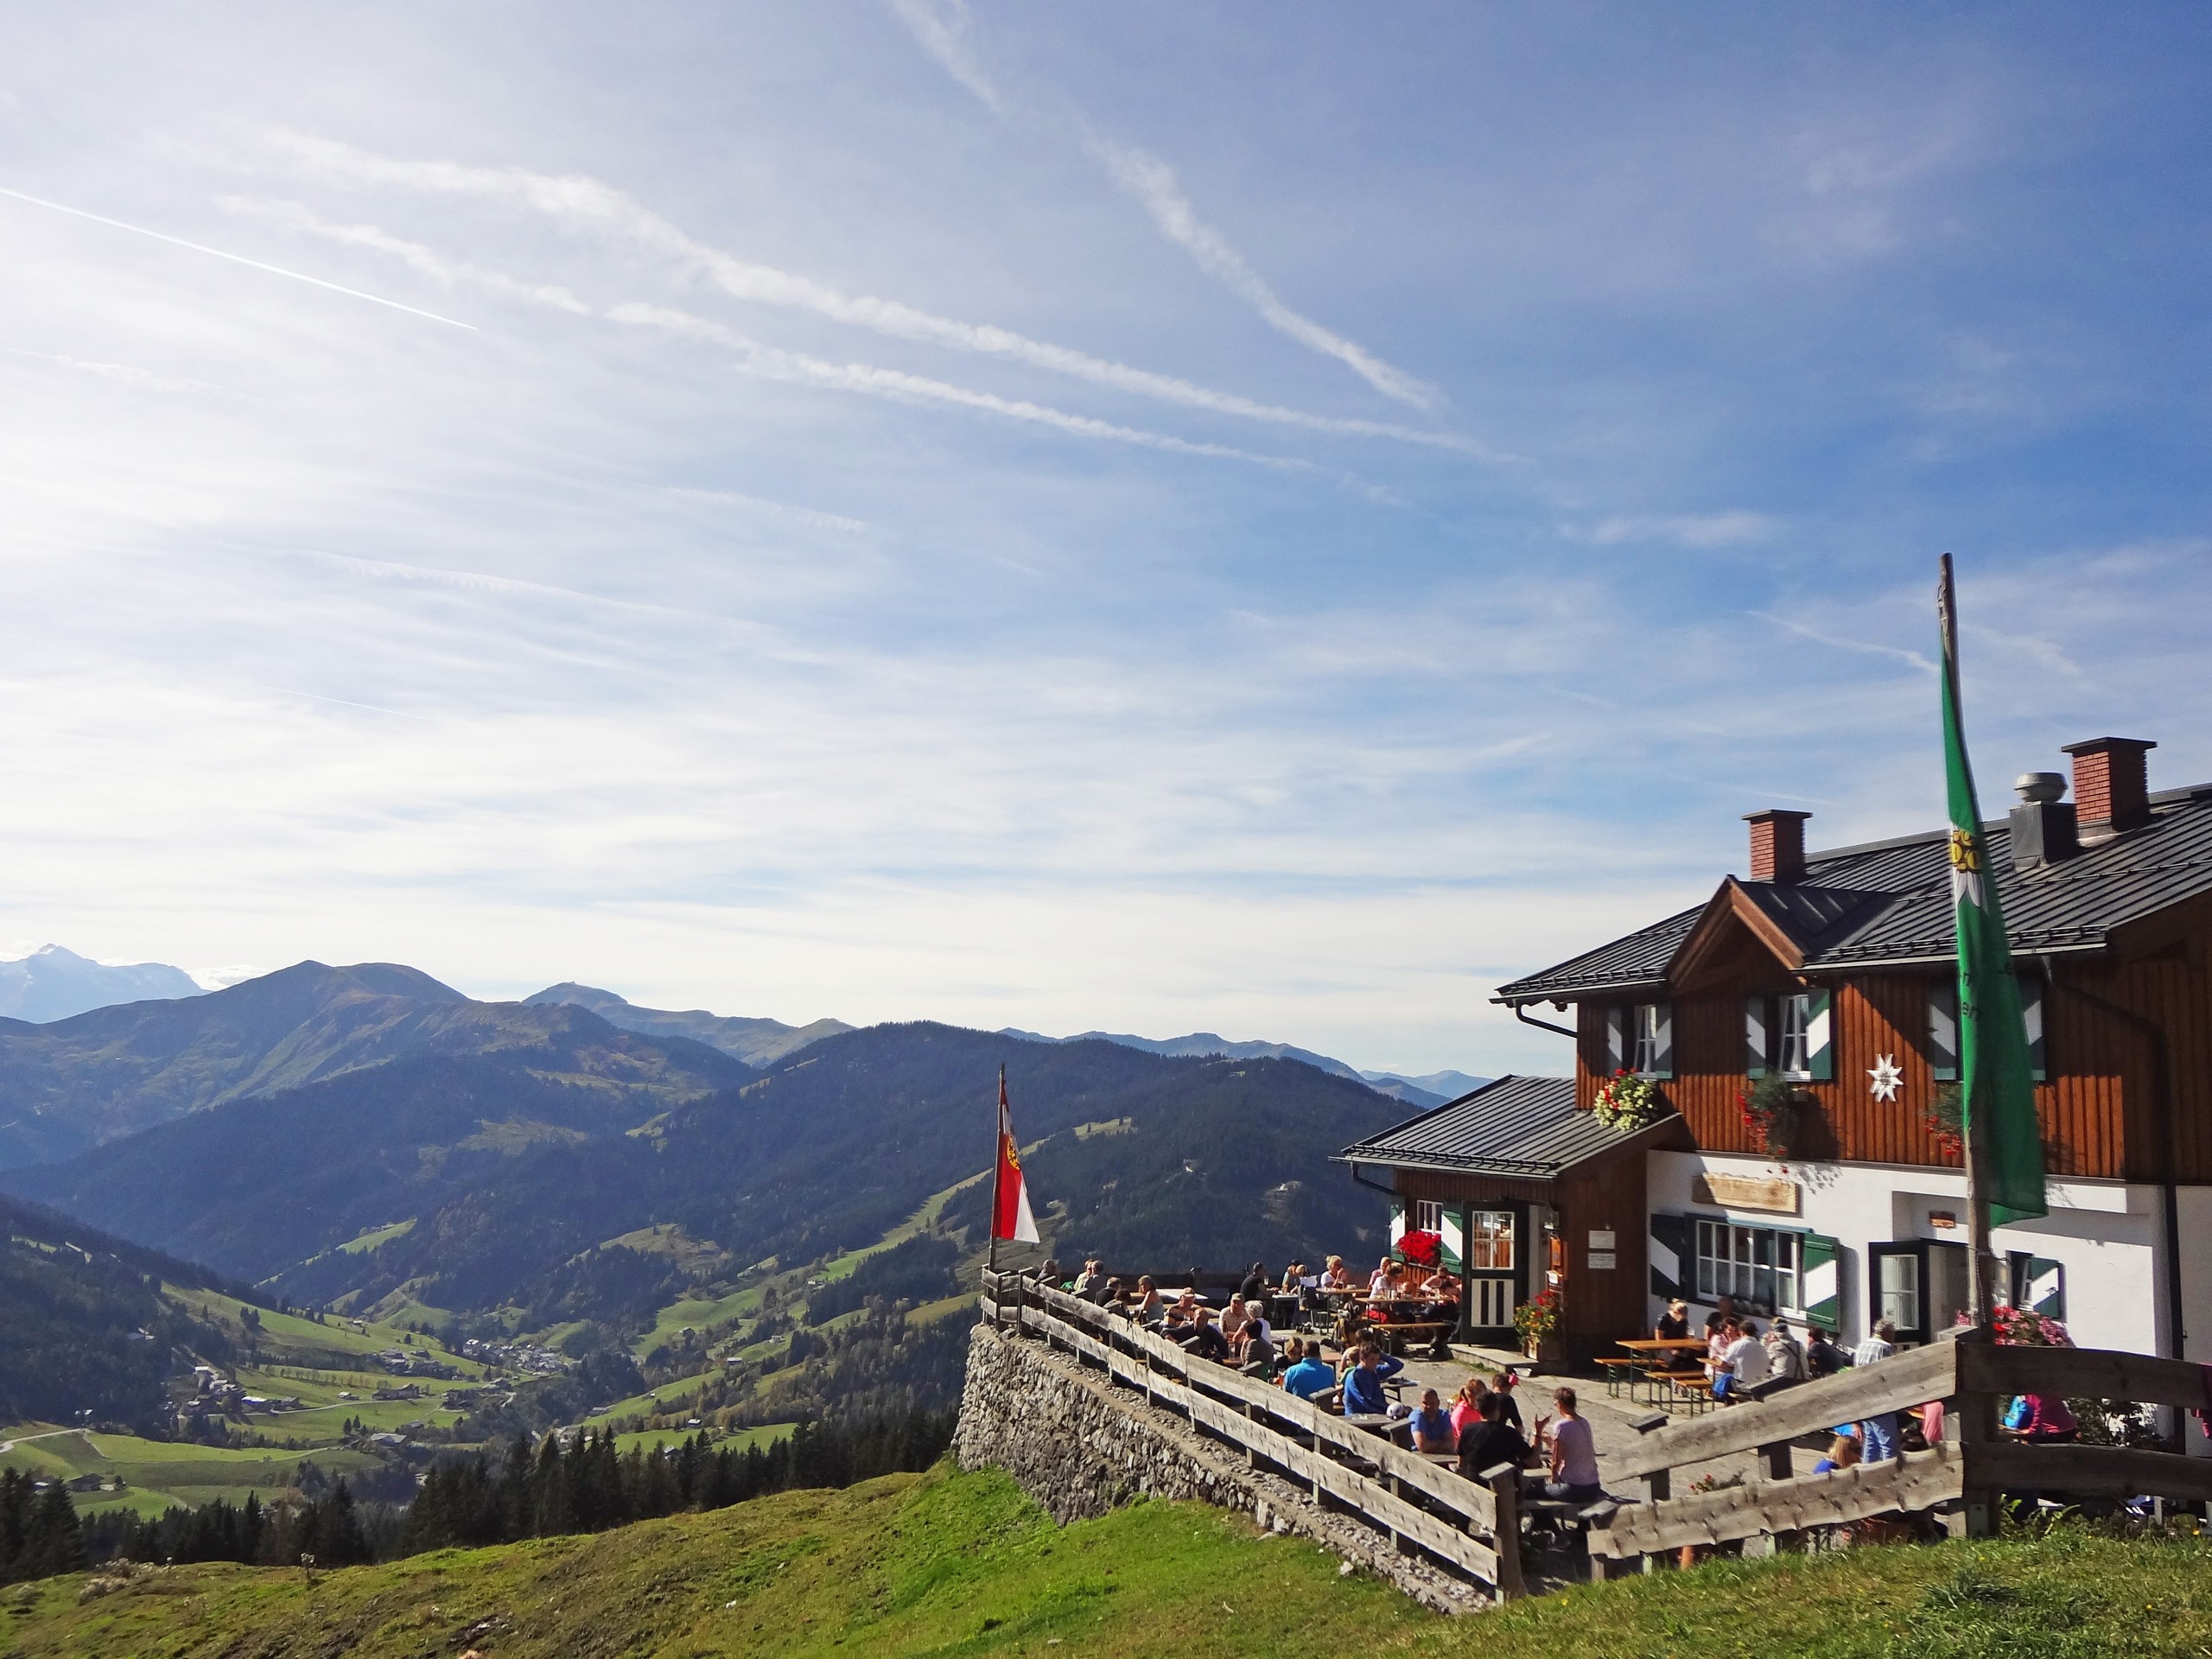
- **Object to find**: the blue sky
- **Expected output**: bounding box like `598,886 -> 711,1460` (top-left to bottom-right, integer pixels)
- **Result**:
0,4 -> 2206,1075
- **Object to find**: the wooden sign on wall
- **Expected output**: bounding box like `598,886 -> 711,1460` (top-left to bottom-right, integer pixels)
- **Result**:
1694,1171 -> 1801,1215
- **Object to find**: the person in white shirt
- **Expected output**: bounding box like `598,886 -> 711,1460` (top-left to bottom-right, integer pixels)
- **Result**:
1764,1317 -> 1808,1386
1853,1319 -> 1902,1460
1716,1319 -> 1770,1402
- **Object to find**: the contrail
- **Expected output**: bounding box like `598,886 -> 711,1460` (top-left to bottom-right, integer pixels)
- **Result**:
269,134 -> 1509,454
0,185 -> 475,330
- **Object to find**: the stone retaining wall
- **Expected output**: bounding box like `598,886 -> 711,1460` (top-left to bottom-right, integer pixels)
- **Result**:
954,1322 -> 1484,1612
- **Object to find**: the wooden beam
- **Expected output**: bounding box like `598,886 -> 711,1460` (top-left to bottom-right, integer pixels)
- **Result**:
1968,1442 -> 2212,1503
1607,1345 -> 1959,1479
1960,1344 -> 2212,1413
1592,1446 -> 1963,1558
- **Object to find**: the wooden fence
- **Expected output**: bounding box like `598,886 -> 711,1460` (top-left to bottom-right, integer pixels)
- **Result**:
1589,1335 -> 2212,1573
978,1268 -> 1525,1599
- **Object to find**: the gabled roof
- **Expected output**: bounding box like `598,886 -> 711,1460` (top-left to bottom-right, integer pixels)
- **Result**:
1496,781 -> 2212,1003
1334,1074 -> 1650,1177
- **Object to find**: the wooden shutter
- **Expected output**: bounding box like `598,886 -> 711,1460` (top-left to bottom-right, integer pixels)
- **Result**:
1388,1197 -> 1407,1251
1604,1007 -> 1626,1073
1648,1212 -> 1687,1301
1438,1205 -> 1464,1274
1800,1232 -> 1841,1332
1651,1003 -> 1675,1079
1745,995 -> 1769,1077
2018,974 -> 2047,1082
1805,988 -> 1834,1081
1927,982 -> 1958,1082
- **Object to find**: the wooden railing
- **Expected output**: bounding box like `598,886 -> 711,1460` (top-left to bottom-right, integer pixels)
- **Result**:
1588,1334 -> 2212,1573
978,1268 -> 1524,1599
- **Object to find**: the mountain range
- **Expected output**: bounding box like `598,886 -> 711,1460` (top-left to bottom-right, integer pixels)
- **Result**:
0,954 -> 1480,1369
524,982 -> 850,1066
3,944 -> 1482,1113
0,961 -> 744,1169
0,944 -> 204,1024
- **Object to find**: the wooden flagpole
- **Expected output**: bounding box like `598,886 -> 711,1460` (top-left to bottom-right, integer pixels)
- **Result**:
988,1064 -> 1003,1284
1938,554 -> 1999,1331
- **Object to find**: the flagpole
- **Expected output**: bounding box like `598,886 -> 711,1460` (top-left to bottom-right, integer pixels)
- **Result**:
988,1065 -> 1004,1285
1939,554 -> 1999,1331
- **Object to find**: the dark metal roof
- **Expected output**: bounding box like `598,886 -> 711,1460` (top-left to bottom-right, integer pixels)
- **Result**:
1334,1074 -> 1647,1177
1496,782 -> 2212,1002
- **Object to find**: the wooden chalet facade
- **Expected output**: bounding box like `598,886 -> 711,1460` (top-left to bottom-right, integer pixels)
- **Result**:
1342,736 -> 2212,1376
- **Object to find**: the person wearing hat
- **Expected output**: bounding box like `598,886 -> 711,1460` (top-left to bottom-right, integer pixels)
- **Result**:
1654,1299 -> 1691,1341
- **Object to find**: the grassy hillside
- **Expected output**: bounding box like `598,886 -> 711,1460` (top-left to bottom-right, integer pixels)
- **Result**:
7,1464 -> 2212,1656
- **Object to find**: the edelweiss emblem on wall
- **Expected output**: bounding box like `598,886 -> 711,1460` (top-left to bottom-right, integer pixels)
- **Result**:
1868,1052 -> 1904,1102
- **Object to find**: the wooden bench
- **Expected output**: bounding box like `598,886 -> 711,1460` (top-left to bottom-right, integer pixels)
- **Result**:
1595,1357 -> 1641,1397
1646,1370 -> 1713,1413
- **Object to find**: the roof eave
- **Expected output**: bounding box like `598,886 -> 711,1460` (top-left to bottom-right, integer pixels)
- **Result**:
1492,976 -> 1666,1006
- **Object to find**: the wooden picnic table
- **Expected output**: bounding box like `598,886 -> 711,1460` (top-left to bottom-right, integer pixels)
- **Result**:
1616,1338 -> 1708,1357
1341,1413 -> 1413,1446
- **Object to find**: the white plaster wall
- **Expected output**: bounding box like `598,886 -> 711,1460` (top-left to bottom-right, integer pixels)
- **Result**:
1646,1150 -> 2164,1355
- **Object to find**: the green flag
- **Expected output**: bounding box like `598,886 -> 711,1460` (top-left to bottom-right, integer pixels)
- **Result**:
1936,556 -> 2047,1224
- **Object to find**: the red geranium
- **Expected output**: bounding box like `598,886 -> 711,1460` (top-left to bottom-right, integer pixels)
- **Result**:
1396,1229 -> 1443,1268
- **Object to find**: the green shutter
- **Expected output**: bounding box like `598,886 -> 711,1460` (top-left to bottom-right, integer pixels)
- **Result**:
1745,995 -> 1768,1077
1651,1003 -> 1675,1079
1604,1007 -> 1626,1073
1928,982 -> 1958,1082
1805,988 -> 1834,1081
1648,1212 -> 1687,1301
1438,1205 -> 1464,1274
1800,1232 -> 1841,1331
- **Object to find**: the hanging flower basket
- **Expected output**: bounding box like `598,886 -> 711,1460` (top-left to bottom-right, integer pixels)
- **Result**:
1592,1070 -> 1666,1131
1395,1229 -> 1443,1269
1924,1083 -> 1965,1160
1738,1075 -> 1813,1159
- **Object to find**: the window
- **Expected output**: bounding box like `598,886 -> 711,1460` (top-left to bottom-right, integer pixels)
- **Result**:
1930,976 -> 2046,1083
1609,1001 -> 1673,1078
1632,1004 -> 1661,1074
1693,1218 -> 1802,1316
1927,982 -> 1959,1082
1777,995 -> 1810,1077
2008,1252 -> 2064,1320
1465,1211 -> 1514,1271
1413,1200 -> 1445,1235
1768,989 -> 1833,1081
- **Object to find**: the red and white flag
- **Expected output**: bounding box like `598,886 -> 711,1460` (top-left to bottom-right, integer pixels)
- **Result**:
991,1067 -> 1039,1244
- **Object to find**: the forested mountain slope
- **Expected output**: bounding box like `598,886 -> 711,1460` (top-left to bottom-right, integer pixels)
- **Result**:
0,962 -> 748,1168
8,1023 -> 1402,1322
0,1192 -> 247,1428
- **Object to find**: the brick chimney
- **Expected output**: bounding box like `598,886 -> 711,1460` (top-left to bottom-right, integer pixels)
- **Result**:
2060,737 -> 2155,843
1744,810 -> 1811,883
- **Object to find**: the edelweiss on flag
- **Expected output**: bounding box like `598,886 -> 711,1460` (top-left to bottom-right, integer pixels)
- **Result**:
991,1066 -> 1039,1244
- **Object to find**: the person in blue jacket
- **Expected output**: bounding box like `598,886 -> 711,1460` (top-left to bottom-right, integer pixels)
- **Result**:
1339,1341 -> 1407,1417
